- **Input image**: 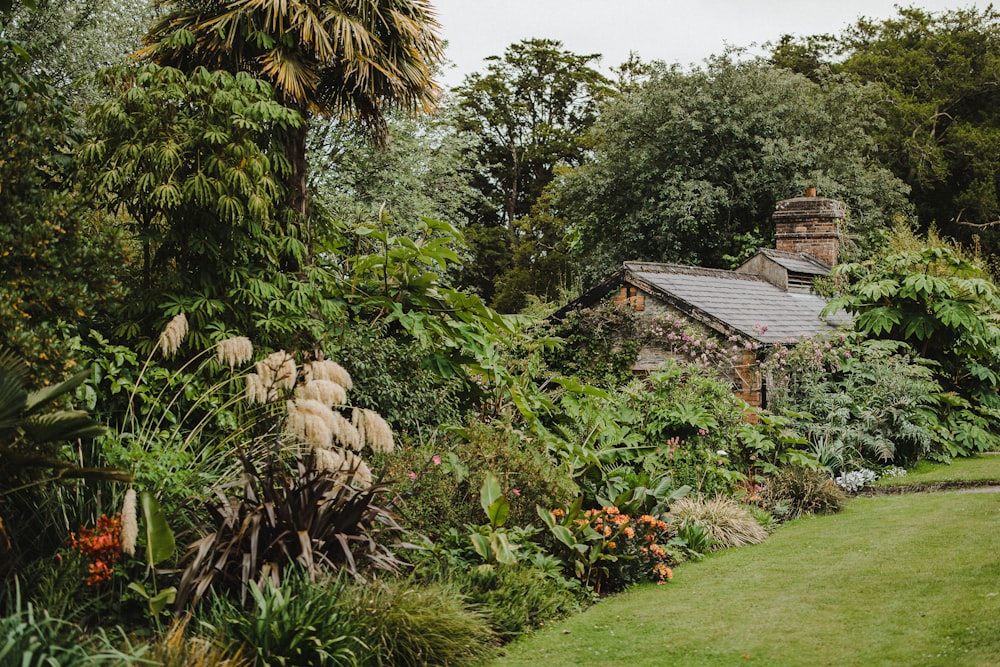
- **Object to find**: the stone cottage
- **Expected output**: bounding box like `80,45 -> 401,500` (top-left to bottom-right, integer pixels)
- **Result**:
553,193 -> 851,407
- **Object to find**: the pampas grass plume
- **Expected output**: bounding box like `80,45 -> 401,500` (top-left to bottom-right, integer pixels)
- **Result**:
158,313 -> 188,357
354,408 -> 394,453
286,399 -> 336,450
295,379 -> 347,407
304,360 -> 353,390
121,488 -> 138,556
331,411 -> 362,451
217,336 -> 253,369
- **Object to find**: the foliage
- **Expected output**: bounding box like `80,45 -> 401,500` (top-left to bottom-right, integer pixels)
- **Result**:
140,0 -> 443,139
0,36 -> 126,376
764,335 -> 939,469
665,496 -> 769,550
825,237 -> 1000,456
452,38 -> 611,308
1,0 -> 152,103
330,324 -> 467,434
832,7 -> 1000,253
542,302 -> 642,389
443,564 -> 583,641
761,467 -> 846,520
80,63 -> 340,349
382,421 -> 577,541
538,503 -> 679,594
205,570 -> 361,667
0,589 -> 144,665
342,578 -> 497,666
175,452 -> 405,610
556,55 -> 912,282
309,110 -> 480,243
147,616 -> 247,667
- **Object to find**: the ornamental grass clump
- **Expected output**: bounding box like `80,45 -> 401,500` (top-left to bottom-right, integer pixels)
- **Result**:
666,496 -> 769,550
762,467 -> 846,520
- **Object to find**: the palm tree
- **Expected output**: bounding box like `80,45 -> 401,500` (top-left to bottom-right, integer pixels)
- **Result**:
139,0 -> 444,219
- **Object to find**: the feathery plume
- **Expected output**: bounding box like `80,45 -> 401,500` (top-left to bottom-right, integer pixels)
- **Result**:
330,410 -> 362,451
245,373 -> 271,404
158,313 -> 188,357
216,336 -> 253,369
295,379 -> 347,407
121,488 -> 138,556
353,408 -> 394,453
303,360 -> 353,390
254,350 -> 297,398
313,447 -> 346,474
286,399 -> 336,450
342,450 -> 373,489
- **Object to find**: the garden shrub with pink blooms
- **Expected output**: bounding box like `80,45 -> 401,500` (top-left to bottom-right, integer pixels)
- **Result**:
379,420 -> 577,541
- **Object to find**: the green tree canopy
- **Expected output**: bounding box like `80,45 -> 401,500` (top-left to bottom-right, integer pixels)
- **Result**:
451,38 -> 611,309
555,56 -> 912,282
0,36 -> 126,378
772,6 -> 1000,253
79,63 -> 343,349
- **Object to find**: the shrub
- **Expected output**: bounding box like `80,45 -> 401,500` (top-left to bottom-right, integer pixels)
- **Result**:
205,571 -> 361,667
382,421 -> 577,540
667,496 -> 769,550
342,578 -> 497,666
762,467 -> 847,520
446,564 -> 585,640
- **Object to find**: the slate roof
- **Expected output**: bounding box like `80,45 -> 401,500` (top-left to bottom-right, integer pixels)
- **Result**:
623,262 -> 848,344
753,248 -> 830,276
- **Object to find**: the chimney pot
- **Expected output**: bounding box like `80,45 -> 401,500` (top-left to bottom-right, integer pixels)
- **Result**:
805,187 -> 817,197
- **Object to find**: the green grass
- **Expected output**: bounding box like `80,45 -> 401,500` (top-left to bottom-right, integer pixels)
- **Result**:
496,491 -> 1000,666
878,454 -> 1000,487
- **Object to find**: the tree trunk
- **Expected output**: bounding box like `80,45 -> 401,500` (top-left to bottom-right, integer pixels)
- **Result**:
284,116 -> 312,260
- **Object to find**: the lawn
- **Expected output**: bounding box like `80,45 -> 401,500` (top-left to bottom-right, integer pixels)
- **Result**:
495,491 -> 1000,666
877,454 -> 1000,488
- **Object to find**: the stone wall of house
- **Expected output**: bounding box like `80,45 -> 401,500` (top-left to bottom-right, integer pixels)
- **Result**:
617,287 -> 764,408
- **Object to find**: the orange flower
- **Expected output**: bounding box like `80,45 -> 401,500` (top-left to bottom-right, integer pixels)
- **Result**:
551,508 -> 565,518
624,527 -> 635,539
607,541 -> 617,549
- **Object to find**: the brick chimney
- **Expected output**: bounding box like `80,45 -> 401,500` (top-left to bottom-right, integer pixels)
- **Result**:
772,190 -> 845,268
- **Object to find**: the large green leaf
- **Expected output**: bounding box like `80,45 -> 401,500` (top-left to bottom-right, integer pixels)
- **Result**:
141,491 -> 176,566
479,471 -> 502,517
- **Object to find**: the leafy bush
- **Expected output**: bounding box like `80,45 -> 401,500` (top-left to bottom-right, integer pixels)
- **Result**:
331,326 -> 469,434
666,496 -> 769,550
765,336 -> 938,469
762,468 -> 847,520
382,421 -> 577,540
342,578 -> 497,666
448,564 -> 584,640
542,302 -> 642,389
539,504 -> 679,594
205,571 -> 361,667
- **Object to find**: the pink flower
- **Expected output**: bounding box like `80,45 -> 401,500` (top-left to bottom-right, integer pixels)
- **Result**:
431,455 -> 442,466
512,489 -> 521,497
407,471 -> 417,481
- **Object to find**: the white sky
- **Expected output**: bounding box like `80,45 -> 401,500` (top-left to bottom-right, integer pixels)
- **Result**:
433,1 -> 984,88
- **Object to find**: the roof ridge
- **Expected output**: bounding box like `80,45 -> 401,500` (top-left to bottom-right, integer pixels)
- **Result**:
624,261 -> 764,281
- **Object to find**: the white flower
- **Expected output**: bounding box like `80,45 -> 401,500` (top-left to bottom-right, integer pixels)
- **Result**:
717,450 -> 728,457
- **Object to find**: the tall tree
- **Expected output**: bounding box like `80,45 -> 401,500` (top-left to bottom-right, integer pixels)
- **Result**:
555,56 -> 912,283
139,0 -> 444,223
773,7 -> 1000,252
451,38 -> 611,309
